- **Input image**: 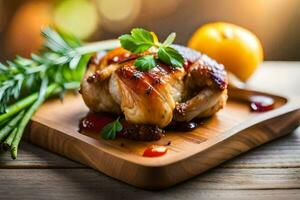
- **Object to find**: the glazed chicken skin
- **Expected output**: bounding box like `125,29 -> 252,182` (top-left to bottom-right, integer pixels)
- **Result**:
80,45 -> 228,128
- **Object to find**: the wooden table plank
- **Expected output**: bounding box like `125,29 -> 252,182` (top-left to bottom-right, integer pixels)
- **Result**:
0,142 -> 84,168
0,168 -> 299,199
2,189 -> 299,200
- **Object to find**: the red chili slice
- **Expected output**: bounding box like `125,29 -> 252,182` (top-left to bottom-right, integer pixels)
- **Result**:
143,145 -> 168,157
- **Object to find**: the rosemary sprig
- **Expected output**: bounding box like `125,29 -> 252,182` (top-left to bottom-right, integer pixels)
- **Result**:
0,27 -> 120,159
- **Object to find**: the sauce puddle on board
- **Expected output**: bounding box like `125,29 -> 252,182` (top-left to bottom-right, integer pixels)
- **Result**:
79,113 -> 201,136
79,113 -> 202,157
79,112 -> 115,133
249,95 -> 275,112
166,120 -> 199,132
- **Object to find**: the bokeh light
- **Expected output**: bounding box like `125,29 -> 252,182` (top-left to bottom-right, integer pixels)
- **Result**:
140,0 -> 181,20
96,0 -> 141,33
5,1 -> 52,57
54,0 -> 99,39
0,0 -> 299,60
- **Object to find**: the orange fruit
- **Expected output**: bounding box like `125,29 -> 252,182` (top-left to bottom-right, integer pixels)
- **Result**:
188,22 -> 263,81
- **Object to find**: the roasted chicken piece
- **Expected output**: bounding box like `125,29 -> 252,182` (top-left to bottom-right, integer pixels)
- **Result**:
80,45 -> 228,128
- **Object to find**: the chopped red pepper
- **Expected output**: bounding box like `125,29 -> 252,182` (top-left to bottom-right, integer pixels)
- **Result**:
143,145 -> 168,157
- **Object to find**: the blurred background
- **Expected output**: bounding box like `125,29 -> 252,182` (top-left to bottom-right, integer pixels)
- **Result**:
0,0 -> 299,61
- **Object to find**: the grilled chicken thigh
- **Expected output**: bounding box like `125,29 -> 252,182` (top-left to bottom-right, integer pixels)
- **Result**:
80,45 -> 228,128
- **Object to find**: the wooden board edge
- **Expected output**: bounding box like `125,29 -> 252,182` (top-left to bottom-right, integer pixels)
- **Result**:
25,107 -> 300,189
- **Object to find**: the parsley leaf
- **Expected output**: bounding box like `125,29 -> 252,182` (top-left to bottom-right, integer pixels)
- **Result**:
119,28 -> 184,70
158,46 -> 184,68
131,28 -> 154,44
101,118 -> 123,140
118,28 -> 154,53
134,55 -> 156,71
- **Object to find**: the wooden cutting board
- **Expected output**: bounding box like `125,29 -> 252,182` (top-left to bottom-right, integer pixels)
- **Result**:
24,87 -> 300,189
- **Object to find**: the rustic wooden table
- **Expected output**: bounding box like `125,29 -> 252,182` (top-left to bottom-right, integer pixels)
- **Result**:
0,62 -> 299,200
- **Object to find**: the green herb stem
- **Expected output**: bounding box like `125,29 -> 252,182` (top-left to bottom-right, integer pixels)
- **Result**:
10,79 -> 49,159
76,40 -> 120,55
0,118 -> 10,127
0,111 -> 25,143
3,128 -> 18,148
0,83 -> 60,123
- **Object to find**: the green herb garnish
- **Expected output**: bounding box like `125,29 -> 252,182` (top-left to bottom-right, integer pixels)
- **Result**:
101,118 -> 123,140
119,28 -> 184,71
119,28 -> 154,53
134,55 -> 156,71
158,46 -> 184,68
0,27 -> 119,159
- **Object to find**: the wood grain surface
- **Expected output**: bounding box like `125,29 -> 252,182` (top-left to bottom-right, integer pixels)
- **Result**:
0,62 -> 299,199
